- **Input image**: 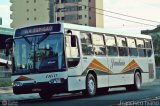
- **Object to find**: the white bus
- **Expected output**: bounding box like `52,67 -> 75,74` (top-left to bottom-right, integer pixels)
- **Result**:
5,23 -> 155,100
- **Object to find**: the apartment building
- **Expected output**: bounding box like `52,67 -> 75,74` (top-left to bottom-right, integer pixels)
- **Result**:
10,0 -> 104,28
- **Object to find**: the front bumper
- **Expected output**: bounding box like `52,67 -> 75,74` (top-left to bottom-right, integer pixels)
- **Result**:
13,81 -> 68,94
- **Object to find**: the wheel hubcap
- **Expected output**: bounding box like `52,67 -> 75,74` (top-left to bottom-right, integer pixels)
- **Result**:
88,79 -> 95,94
136,74 -> 141,89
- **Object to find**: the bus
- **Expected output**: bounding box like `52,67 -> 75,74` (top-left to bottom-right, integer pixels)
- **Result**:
5,23 -> 156,100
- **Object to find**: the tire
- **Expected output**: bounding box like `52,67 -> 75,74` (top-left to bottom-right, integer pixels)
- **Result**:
126,72 -> 141,91
133,72 -> 141,90
39,91 -> 53,100
83,74 -> 97,96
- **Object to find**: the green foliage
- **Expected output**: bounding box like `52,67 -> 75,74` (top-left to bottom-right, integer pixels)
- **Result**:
0,79 -> 12,87
155,55 -> 160,66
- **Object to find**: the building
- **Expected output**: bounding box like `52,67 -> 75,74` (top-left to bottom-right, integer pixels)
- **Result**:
10,0 -> 104,28
0,27 -> 14,77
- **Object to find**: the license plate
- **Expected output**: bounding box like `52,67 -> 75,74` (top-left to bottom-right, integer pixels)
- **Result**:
32,88 -> 41,92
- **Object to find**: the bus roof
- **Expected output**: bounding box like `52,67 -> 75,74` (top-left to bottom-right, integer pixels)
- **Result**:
15,23 -> 152,39
62,23 -> 152,39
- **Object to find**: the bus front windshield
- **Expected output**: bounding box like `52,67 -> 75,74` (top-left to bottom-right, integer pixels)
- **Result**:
13,33 -> 66,74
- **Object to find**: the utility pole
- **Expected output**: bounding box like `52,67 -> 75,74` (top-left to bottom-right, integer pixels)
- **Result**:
54,0 -> 59,22
0,17 -> 2,25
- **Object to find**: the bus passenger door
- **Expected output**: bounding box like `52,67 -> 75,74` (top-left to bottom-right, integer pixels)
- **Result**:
65,33 -> 86,91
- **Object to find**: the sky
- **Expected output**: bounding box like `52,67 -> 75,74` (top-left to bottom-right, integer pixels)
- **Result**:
103,0 -> 160,33
0,0 -> 160,33
0,0 -> 10,28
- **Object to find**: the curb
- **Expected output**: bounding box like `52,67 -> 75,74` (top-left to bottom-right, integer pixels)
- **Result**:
0,86 -> 12,94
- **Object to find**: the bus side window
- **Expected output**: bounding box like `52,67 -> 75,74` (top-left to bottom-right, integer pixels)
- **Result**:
145,40 -> 152,57
92,33 -> 106,56
136,39 -> 146,57
66,35 -> 80,68
117,36 -> 128,56
105,35 -> 118,56
80,32 -> 94,55
127,38 -> 138,57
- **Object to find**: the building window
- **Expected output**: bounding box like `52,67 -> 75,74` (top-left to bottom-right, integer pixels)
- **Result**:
64,6 -> 79,12
89,16 -> 91,20
26,9 -> 29,12
85,6 -> 87,9
64,15 -> 78,21
61,0 -> 65,3
78,6 -> 82,11
27,18 -> 29,20
85,15 -> 87,18
34,17 -> 37,20
26,1 -> 29,3
34,0 -> 36,3
55,0 -> 59,4
57,17 -> 60,21
78,15 -> 82,20
61,17 -> 64,20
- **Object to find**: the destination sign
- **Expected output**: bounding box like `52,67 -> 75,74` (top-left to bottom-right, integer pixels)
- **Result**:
15,24 -> 61,37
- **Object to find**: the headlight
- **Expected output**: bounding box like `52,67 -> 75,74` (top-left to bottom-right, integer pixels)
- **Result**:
49,78 -> 64,84
12,81 -> 23,87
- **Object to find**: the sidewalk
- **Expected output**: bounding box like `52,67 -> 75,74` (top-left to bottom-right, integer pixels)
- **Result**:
0,86 -> 12,94
142,79 -> 160,87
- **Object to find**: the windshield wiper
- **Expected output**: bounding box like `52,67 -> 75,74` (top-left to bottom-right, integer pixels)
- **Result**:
23,36 -> 32,45
37,32 -> 49,44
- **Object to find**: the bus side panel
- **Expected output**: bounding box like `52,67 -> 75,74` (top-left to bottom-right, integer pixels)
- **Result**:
108,57 -> 128,87
109,74 -> 125,86
68,76 -> 86,91
124,74 -> 134,85
97,75 -> 109,88
137,58 -> 150,83
141,73 -> 150,83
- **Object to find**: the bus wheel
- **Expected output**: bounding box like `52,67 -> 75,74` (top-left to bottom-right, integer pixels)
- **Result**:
126,72 -> 141,91
83,74 -> 97,96
134,72 -> 141,90
39,91 -> 52,100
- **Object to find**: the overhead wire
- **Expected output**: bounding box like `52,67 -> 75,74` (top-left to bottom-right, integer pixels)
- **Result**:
71,2 -> 160,25
60,2 -> 157,27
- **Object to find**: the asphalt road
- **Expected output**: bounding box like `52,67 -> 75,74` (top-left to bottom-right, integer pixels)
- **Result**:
4,85 -> 160,106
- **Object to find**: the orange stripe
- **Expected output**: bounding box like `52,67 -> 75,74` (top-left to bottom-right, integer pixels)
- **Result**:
122,60 -> 139,73
88,59 -> 112,74
15,76 -> 33,81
